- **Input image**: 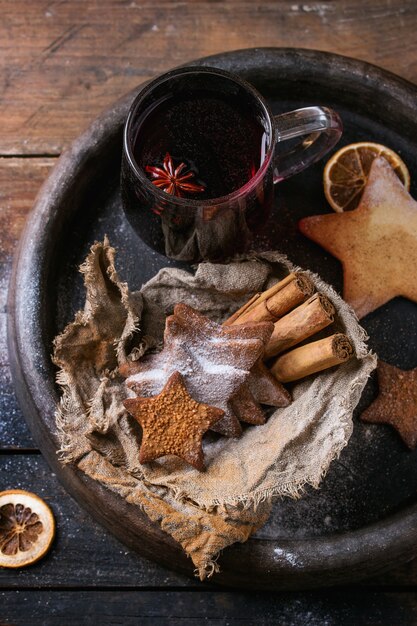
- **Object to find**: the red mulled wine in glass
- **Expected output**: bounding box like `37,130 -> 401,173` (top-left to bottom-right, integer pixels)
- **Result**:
121,67 -> 342,262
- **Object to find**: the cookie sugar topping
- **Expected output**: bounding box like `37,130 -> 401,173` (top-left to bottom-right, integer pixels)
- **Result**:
125,303 -> 273,438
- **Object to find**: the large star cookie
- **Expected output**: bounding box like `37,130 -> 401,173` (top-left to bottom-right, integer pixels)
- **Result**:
299,157 -> 417,318
124,371 -> 224,470
360,361 -> 417,449
125,304 -> 273,437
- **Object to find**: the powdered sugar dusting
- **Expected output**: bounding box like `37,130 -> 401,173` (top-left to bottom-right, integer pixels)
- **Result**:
125,304 -> 271,437
363,157 -> 415,224
274,547 -> 302,567
129,367 -> 166,383
192,351 -> 245,377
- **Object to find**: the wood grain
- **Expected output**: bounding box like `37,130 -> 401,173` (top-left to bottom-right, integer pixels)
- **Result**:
0,157 -> 54,448
0,455 -> 192,588
1,589 -> 417,625
2,0 -> 417,617
1,453 -> 417,589
0,156 -> 54,271
1,1 -> 417,154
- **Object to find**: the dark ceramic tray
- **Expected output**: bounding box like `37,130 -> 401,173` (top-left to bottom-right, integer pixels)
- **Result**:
8,48 -> 417,589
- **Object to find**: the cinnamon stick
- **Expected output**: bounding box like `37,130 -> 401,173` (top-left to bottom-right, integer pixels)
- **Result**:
243,273 -> 297,313
270,333 -> 354,383
223,293 -> 260,326
226,272 -> 315,325
265,293 -> 335,358
233,298 -> 275,323
265,274 -> 315,319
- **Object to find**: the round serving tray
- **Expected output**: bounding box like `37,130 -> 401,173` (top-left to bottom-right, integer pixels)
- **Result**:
8,48 -> 417,589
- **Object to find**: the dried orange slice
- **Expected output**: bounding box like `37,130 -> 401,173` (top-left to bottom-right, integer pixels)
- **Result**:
0,489 -> 55,568
323,142 -> 410,212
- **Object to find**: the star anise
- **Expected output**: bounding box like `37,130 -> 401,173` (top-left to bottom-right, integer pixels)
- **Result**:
145,153 -> 205,198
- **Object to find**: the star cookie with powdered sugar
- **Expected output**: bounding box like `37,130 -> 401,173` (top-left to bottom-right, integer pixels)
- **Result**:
124,303 -> 273,437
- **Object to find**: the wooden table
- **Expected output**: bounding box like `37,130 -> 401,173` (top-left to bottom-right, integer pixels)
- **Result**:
2,1 -> 417,623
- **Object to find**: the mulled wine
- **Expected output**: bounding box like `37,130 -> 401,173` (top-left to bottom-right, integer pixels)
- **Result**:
133,91 -> 269,200
121,67 -> 342,262
121,67 -> 275,262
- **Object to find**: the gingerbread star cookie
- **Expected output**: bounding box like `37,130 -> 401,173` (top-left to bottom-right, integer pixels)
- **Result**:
360,361 -> 417,449
299,157 -> 417,318
125,303 -> 273,438
247,360 -> 291,407
124,371 -> 224,470
230,385 -> 266,425
229,360 -> 291,426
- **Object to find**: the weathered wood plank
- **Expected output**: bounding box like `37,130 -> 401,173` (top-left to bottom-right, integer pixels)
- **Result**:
1,589 -> 417,625
0,455 -> 193,588
0,365 -> 34,449
0,157 -> 54,263
1,2 -> 417,619
2,453 -> 417,589
0,157 -> 55,448
1,1 -> 417,154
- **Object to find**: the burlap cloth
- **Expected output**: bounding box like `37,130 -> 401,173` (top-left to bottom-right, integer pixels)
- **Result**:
53,238 -> 376,578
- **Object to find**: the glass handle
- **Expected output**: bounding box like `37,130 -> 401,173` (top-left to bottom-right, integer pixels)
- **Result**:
273,106 -> 343,182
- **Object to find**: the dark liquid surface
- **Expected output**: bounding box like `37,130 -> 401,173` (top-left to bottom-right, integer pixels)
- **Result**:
133,91 -> 268,200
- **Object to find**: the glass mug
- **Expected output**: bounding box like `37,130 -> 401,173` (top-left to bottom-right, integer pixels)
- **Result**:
121,66 -> 342,262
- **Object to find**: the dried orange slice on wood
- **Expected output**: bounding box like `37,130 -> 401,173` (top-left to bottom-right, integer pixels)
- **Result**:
323,142 -> 410,212
0,490 -> 55,568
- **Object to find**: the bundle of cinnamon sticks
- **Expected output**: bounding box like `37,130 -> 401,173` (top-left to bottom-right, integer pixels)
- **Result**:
225,272 -> 354,383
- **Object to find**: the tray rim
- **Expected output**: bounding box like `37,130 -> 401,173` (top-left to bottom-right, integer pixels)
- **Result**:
8,47 -> 417,589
